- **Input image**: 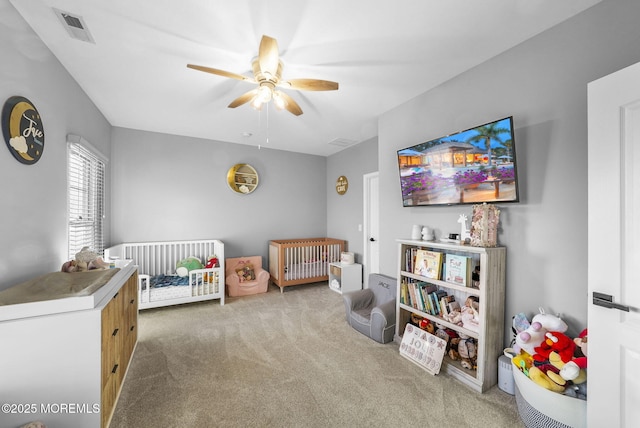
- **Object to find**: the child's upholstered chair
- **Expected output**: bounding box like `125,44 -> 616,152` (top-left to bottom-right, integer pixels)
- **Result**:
342,273 -> 396,343
225,256 -> 270,297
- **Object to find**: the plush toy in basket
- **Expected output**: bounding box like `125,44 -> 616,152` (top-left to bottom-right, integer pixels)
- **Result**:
508,349 -> 587,428
507,308 -> 588,428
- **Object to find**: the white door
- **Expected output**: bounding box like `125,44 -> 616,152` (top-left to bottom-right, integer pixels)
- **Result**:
363,172 -> 380,288
587,61 -> 640,428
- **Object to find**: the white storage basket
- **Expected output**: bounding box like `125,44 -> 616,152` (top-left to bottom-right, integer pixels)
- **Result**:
505,349 -> 586,428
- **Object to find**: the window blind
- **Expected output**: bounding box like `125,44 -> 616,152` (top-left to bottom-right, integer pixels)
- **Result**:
67,141 -> 105,259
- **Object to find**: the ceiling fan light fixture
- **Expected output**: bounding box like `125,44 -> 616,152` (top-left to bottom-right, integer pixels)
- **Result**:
273,91 -> 287,110
188,35 -> 337,117
251,97 -> 264,110
257,85 -> 273,102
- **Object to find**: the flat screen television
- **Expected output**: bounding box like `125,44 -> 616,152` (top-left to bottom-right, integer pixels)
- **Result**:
397,116 -> 519,207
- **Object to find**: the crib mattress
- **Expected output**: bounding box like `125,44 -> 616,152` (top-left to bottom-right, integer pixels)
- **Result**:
141,283 -> 221,303
284,262 -> 329,280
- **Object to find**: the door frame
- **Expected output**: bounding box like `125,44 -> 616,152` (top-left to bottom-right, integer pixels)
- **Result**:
363,171 -> 379,288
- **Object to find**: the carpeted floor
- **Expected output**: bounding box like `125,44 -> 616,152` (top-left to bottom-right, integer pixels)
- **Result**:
110,282 -> 524,428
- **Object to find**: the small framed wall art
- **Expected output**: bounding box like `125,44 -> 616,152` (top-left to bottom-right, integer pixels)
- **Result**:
1,96 -> 45,165
335,175 -> 348,195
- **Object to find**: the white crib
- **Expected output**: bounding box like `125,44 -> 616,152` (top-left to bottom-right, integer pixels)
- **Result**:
105,239 -> 225,309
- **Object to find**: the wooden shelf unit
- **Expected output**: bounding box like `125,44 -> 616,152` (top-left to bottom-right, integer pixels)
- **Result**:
395,239 -> 506,392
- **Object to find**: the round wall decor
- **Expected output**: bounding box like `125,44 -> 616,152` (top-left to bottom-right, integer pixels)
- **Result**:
336,175 -> 348,195
227,163 -> 259,194
1,96 -> 45,165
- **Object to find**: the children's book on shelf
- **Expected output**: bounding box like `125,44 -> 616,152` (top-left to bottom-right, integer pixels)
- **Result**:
440,295 -> 456,317
400,282 -> 409,306
413,250 -> 443,279
444,253 -> 472,286
448,301 -> 461,314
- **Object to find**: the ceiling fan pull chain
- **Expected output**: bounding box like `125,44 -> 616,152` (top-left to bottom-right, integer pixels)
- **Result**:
265,102 -> 270,145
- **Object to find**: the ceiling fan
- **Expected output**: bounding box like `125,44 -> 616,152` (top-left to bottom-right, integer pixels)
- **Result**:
187,35 -> 338,116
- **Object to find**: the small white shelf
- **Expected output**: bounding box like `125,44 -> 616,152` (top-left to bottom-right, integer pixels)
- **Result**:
328,262 -> 362,294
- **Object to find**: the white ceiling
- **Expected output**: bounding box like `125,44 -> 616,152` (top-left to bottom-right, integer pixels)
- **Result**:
9,0 -> 600,156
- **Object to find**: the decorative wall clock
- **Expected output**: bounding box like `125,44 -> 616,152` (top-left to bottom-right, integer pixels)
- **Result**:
1,96 -> 45,165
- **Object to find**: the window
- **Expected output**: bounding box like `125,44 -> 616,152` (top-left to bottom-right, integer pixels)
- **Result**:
67,138 -> 106,259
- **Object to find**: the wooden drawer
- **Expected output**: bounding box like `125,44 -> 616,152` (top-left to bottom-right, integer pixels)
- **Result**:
101,270 -> 138,427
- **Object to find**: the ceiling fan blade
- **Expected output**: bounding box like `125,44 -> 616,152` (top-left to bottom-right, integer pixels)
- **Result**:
187,64 -> 253,82
281,78 -> 339,91
275,91 -> 303,116
228,88 -> 259,108
258,35 -> 280,78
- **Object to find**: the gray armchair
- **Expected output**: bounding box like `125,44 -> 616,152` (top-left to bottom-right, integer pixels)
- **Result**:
342,273 -> 397,344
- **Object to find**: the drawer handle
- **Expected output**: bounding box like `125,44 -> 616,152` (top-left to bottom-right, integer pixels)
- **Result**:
130,325 -> 135,332
130,299 -> 135,304
113,292 -> 119,299
112,328 -> 119,337
111,364 -> 119,374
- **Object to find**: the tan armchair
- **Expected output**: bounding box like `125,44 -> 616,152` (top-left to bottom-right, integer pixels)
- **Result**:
225,256 -> 270,297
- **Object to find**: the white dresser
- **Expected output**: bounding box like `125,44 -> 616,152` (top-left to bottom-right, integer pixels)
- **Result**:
0,262 -> 138,428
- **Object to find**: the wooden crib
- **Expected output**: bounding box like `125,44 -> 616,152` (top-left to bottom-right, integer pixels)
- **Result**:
105,239 -> 225,309
268,238 -> 346,292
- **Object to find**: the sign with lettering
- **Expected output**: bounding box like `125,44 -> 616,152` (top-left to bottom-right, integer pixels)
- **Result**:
335,175 -> 348,195
1,96 -> 45,165
399,323 -> 447,375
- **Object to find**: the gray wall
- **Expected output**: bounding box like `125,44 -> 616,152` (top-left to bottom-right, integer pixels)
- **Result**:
110,127 -> 327,265
0,1 -> 112,289
3,0 -> 640,350
326,137 -> 378,263
377,0 -> 640,342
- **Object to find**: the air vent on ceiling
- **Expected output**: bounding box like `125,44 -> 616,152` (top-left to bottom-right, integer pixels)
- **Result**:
328,138 -> 357,148
53,8 -> 95,44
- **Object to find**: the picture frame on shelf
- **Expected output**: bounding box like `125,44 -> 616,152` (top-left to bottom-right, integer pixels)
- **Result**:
470,203 -> 500,247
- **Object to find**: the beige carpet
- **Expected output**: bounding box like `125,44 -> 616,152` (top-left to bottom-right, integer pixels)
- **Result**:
110,282 -> 523,428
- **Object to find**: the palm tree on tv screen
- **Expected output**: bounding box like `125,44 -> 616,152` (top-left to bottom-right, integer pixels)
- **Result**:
466,121 -> 511,166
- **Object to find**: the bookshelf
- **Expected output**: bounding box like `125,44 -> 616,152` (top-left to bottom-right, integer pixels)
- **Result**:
395,238 -> 506,392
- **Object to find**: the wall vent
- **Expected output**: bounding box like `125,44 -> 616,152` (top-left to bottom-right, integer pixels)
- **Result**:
328,138 -> 357,148
53,8 -> 95,44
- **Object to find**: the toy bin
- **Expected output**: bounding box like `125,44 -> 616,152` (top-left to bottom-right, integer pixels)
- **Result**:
506,349 -> 587,428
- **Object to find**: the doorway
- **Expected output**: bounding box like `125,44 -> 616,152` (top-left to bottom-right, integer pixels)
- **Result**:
363,172 -> 379,288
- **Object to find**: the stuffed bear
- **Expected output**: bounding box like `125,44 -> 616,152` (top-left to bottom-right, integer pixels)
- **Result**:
61,260 -> 78,273
457,334 -> 477,370
448,337 -> 461,360
61,247 -> 109,272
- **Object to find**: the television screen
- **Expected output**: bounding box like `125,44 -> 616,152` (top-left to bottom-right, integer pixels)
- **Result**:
397,116 -> 519,207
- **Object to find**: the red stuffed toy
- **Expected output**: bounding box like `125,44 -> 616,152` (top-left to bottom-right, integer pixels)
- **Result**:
562,328 -> 588,376
205,256 -> 219,269
533,331 -> 576,363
